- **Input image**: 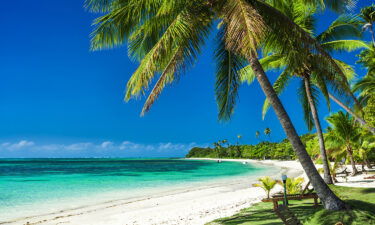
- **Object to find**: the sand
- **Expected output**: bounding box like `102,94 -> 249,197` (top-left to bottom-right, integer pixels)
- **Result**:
5,159 -> 374,225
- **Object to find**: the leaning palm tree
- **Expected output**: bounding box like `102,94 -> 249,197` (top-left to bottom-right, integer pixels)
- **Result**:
86,0 -> 349,210
326,111 -> 361,175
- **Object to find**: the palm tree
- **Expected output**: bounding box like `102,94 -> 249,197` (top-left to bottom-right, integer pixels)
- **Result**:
236,135 -> 242,158
264,127 -> 271,141
86,0 -> 348,210
253,176 -> 277,199
359,4 -> 375,46
213,141 -> 222,158
240,5 -> 364,183
326,111 -> 361,175
240,3 -> 374,183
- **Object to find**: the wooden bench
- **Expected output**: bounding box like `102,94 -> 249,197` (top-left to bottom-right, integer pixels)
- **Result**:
275,205 -> 303,225
262,193 -> 319,210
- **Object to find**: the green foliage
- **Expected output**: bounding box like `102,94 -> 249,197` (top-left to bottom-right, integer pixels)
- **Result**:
253,176 -> 277,199
186,134 -> 316,160
325,111 -> 361,161
278,177 -> 305,194
208,185 -> 375,225
185,147 -> 216,158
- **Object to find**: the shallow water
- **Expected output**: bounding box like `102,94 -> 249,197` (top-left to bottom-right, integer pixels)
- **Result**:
0,158 -> 274,222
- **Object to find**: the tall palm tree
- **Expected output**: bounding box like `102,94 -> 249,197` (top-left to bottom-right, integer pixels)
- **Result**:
359,4 -> 375,46
240,3 -> 366,183
236,135 -> 242,157
264,127 -> 271,141
240,11 -> 374,134
326,111 -> 361,175
86,0 -> 349,210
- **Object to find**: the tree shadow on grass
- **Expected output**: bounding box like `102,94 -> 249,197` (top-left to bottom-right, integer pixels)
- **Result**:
299,200 -> 375,225
289,203 -> 322,221
360,188 -> 375,194
347,200 -> 375,214
213,207 -> 282,225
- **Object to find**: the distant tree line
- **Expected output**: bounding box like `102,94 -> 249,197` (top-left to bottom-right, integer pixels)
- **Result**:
186,134 -> 316,160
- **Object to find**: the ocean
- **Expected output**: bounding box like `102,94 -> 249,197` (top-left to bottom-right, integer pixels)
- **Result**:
0,158 -> 275,222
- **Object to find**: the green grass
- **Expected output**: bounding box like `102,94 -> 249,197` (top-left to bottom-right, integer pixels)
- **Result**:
207,185 -> 375,225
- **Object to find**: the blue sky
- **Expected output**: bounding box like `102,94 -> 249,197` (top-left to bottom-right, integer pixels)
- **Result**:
0,0 -> 372,157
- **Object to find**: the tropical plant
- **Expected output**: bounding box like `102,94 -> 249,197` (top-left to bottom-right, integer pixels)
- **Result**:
359,4 -> 375,46
278,177 -> 305,194
235,135 -> 242,157
253,176 -> 277,199
318,161 -> 343,183
222,139 -> 229,147
353,73 -> 375,106
239,2 -> 367,183
326,111 -> 361,175
213,141 -> 222,158
264,127 -> 271,141
87,0 -> 350,210
357,132 -> 375,169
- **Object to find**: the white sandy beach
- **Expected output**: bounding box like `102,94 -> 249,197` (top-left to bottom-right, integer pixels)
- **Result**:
5,159 -> 375,225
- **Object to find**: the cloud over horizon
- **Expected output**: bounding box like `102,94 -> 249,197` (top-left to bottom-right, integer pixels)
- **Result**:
0,140 -> 201,158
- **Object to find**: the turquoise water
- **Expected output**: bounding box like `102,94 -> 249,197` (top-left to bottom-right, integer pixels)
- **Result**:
0,158 -> 273,221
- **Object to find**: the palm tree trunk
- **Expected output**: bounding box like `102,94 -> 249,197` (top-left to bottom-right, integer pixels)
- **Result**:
329,93 -> 375,135
248,53 -> 346,210
304,76 -> 333,184
347,145 -> 358,175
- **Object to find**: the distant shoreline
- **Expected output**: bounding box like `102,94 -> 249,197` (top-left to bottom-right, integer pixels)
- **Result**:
185,157 -> 306,177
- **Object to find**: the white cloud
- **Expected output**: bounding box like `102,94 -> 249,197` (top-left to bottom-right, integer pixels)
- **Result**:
0,140 -> 200,157
2,140 -> 35,150
100,141 -> 113,149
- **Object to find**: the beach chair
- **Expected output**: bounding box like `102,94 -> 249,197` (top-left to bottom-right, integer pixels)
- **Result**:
262,181 -> 319,210
274,205 -> 303,225
263,193 -> 319,210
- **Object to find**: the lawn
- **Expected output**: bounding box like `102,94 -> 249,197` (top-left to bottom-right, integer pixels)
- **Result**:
207,185 -> 375,225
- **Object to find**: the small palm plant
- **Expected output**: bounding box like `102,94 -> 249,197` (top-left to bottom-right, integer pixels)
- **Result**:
318,162 -> 341,183
278,177 -> 305,194
253,176 -> 277,199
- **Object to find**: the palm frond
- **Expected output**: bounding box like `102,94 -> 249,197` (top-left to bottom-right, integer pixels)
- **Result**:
84,0 -> 118,13
220,0 -> 266,58
321,40 -> 369,53
125,4 -> 212,103
239,54 -> 284,85
89,0 -> 165,50
353,74 -> 375,98
316,14 -> 362,43
140,47 -> 184,116
215,25 -> 246,121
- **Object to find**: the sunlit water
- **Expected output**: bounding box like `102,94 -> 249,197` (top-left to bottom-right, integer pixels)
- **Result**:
0,158 -> 276,222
